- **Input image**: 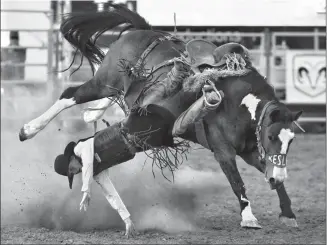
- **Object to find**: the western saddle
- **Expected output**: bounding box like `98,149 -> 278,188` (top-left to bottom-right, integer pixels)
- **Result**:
184,40 -> 251,73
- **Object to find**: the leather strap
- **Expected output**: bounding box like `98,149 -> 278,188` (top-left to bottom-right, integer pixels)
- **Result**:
194,120 -> 211,150
127,35 -> 184,108
132,35 -> 176,77
255,100 -> 279,160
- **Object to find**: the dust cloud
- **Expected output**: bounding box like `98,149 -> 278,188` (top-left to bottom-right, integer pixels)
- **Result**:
1,85 -> 226,234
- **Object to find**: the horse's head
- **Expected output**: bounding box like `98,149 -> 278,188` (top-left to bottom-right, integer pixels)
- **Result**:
258,104 -> 303,189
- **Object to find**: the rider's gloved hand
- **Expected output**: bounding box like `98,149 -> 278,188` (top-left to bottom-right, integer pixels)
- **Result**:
124,216 -> 136,238
80,192 -> 91,211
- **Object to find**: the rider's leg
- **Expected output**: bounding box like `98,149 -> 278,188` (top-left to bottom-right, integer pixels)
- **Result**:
172,81 -> 224,136
94,169 -> 136,237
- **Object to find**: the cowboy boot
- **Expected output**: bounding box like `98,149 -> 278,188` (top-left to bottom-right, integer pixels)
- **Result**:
172,82 -> 224,136
138,59 -> 191,109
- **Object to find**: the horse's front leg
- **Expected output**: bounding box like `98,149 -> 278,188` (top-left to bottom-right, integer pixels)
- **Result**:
240,151 -> 298,227
213,149 -> 262,229
83,98 -> 115,134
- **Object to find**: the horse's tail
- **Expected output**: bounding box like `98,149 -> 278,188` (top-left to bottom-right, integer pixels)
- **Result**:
60,3 -> 152,75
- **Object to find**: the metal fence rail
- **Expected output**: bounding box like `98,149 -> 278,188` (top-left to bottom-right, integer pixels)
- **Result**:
1,8 -> 55,81
1,80 -> 48,85
1,9 -> 52,14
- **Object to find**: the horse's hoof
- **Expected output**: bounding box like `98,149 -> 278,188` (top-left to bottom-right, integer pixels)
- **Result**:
280,216 -> 298,227
19,127 -> 27,141
240,219 -> 262,229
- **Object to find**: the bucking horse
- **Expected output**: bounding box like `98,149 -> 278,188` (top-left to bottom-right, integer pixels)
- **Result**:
19,4 -> 302,229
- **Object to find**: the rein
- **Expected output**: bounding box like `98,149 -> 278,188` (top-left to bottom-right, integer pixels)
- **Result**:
255,100 -> 279,161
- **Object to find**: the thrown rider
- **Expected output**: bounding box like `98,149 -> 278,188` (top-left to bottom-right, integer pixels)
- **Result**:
54,128 -> 137,238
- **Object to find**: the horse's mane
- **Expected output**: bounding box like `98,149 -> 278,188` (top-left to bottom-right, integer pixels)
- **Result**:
244,69 -> 277,99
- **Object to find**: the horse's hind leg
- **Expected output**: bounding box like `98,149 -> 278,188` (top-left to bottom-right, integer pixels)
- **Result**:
18,77 -> 119,141
83,97 -> 115,134
19,87 -> 79,141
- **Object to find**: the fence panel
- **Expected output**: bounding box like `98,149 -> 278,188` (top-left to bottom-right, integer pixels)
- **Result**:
1,9 -> 55,121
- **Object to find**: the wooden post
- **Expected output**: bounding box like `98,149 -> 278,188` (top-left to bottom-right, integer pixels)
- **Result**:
47,7 -> 56,101
264,28 -> 272,81
313,28 -> 319,50
93,0 -> 107,12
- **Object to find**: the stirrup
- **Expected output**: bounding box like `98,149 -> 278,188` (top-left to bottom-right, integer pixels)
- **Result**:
202,80 -> 224,108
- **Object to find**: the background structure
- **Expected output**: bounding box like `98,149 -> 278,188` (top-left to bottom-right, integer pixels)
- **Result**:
1,0 -> 326,124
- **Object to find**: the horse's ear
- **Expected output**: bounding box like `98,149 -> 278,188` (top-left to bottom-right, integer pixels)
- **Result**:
291,110 -> 303,121
269,109 -> 281,123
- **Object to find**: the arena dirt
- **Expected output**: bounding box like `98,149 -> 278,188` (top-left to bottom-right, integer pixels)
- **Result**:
1,86 -> 326,244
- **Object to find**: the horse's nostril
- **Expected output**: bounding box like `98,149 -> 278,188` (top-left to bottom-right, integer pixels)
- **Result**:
269,178 -> 275,184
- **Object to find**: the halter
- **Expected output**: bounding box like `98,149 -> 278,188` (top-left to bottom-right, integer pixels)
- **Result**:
255,100 -> 279,161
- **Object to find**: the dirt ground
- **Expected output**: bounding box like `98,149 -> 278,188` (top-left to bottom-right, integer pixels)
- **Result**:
1,98 -> 326,244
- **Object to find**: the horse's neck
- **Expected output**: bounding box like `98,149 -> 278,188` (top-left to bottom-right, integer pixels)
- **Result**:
220,73 -> 277,127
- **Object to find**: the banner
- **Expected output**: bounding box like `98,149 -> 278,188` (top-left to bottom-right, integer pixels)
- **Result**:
286,51 -> 326,104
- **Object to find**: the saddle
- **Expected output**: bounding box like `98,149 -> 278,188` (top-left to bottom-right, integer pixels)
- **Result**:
124,34 -> 250,108
185,40 -> 251,70
122,38 -> 250,150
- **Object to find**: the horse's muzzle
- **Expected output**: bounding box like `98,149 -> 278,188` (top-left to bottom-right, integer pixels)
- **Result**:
269,178 -> 277,190
268,177 -> 284,190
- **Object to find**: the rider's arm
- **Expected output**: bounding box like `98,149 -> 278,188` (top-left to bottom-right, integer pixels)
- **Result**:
94,169 -> 131,221
74,138 -> 95,194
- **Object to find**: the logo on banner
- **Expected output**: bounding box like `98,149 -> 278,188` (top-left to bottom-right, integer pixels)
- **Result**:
292,54 -> 326,97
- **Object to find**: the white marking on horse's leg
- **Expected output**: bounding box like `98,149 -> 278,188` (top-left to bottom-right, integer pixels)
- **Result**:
83,98 -> 112,123
240,195 -> 261,228
20,98 -> 76,140
240,195 -> 258,222
240,94 -> 261,120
